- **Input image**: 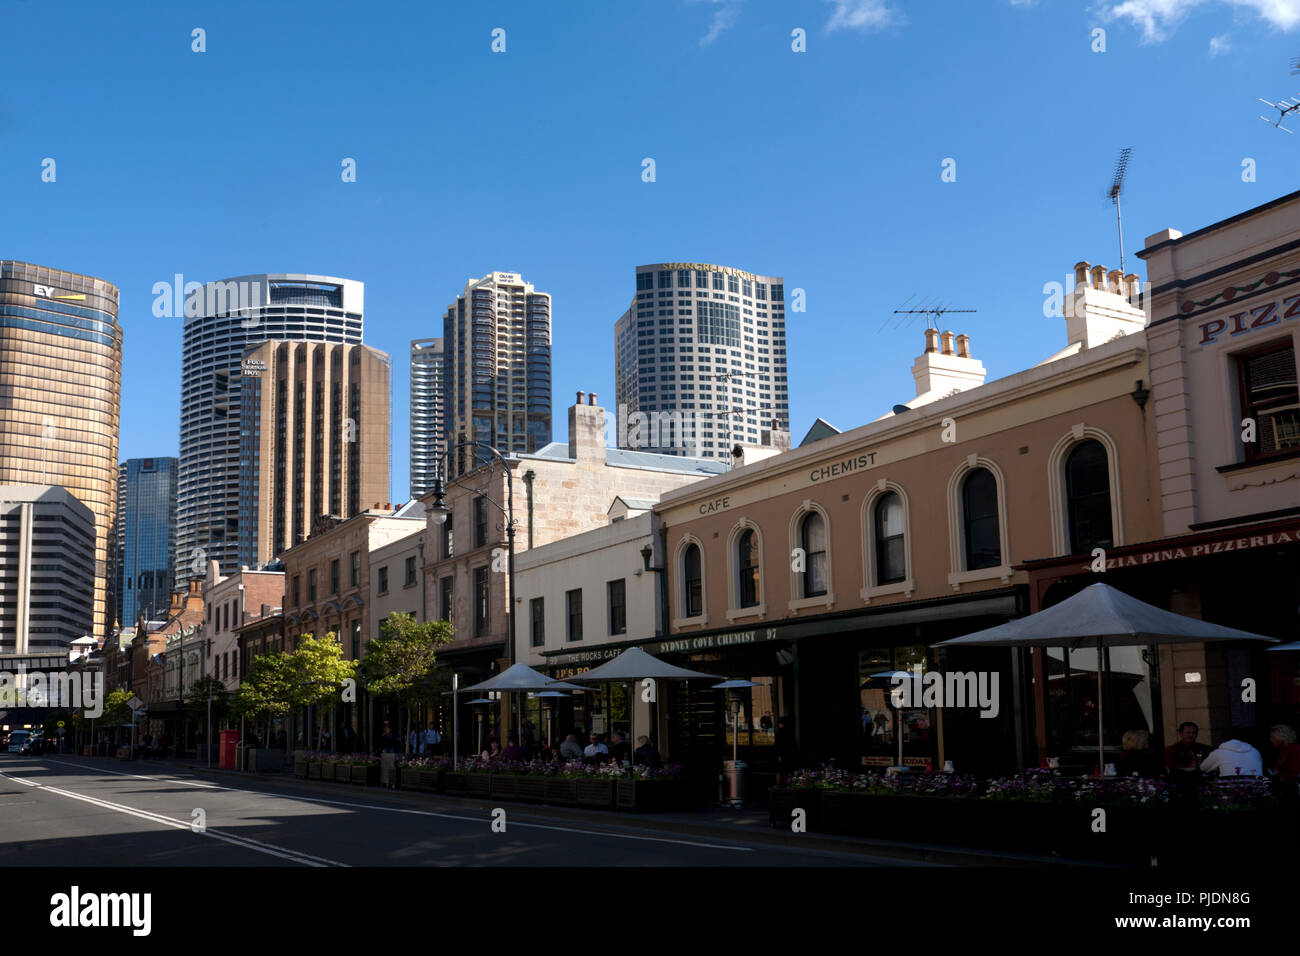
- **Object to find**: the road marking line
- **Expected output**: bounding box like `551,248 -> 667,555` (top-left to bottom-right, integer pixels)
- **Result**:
0,769 -> 346,866
41,758 -> 753,853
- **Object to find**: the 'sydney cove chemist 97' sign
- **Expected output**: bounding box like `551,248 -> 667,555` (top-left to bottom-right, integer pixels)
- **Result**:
545,627 -> 781,668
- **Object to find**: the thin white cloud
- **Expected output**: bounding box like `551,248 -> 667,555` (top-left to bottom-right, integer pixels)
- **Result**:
1096,0 -> 1300,43
1009,0 -> 1038,6
697,0 -> 743,47
824,0 -> 902,34
1209,31 -> 1232,52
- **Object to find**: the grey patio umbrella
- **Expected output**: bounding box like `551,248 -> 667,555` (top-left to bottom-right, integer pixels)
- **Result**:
453,663 -> 591,764
1266,640 -> 1300,653
570,648 -> 719,765
935,582 -> 1279,774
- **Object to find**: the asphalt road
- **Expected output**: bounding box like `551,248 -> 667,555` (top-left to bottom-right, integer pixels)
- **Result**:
0,755 -> 931,867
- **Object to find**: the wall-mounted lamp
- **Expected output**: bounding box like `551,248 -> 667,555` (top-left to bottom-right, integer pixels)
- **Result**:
1130,379 -> 1150,410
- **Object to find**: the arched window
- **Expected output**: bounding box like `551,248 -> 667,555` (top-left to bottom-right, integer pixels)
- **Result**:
800,512 -> 827,597
874,493 -> 906,584
962,468 -> 1001,570
683,543 -> 703,618
1065,439 -> 1113,553
737,529 -> 759,608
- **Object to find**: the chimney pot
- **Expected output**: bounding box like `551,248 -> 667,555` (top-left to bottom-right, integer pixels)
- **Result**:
1124,272 -> 1141,299
924,328 -> 940,353
1090,265 -> 1107,291
940,330 -> 955,355
1107,269 -> 1123,295
576,390 -> 585,404
955,333 -> 971,359
588,392 -> 597,406
1074,261 -> 1090,287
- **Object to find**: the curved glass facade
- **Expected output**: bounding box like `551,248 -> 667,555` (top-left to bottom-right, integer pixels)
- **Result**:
0,261 -> 123,641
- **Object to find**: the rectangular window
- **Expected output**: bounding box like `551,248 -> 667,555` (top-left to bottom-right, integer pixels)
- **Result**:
405,555 -> 417,587
1237,341 -> 1299,460
636,272 -> 654,291
330,559 -> 339,594
566,588 -> 583,642
440,575 -> 453,622
292,576 -> 300,607
377,566 -> 388,594
607,579 -> 626,636
474,566 -> 490,637
474,496 -> 488,549
350,550 -> 360,588
308,569 -> 317,602
530,596 -> 545,648
443,514 -> 454,559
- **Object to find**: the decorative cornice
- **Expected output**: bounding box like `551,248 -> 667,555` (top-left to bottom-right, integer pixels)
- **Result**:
1179,267 -> 1300,314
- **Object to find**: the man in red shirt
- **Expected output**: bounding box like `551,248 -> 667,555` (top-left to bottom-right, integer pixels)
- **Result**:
1165,722 -> 1212,775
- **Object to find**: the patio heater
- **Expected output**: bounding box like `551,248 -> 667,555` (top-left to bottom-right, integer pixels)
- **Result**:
467,698 -> 493,757
532,690 -> 567,750
713,679 -> 760,808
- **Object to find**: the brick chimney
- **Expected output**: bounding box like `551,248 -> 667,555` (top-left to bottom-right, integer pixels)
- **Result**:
1064,260 -> 1147,348
568,389 -> 606,462
911,329 -> 986,406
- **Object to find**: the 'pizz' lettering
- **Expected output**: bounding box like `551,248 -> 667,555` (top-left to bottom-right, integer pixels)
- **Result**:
1249,302 -> 1278,328
1283,294 -> 1300,320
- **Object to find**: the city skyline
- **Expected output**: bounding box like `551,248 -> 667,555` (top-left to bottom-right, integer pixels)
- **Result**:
6,1 -> 1295,506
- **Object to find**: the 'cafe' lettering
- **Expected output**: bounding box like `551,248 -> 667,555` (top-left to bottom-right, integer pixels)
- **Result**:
699,496 -> 730,514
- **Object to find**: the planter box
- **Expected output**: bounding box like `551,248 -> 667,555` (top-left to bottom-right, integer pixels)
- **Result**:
333,763 -> 351,783
348,764 -> 380,786
545,778 -> 579,806
294,759 -> 310,779
490,774 -> 519,800
466,773 -> 491,797
616,778 -> 691,813
253,750 -> 286,774
577,778 -> 616,810
116,746 -> 133,761
515,775 -> 547,804
443,772 -> 468,794
768,788 -> 821,830
399,768 -> 439,792
308,761 -> 324,780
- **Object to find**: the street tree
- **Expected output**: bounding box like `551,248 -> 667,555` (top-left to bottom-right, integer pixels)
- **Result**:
360,612 -> 454,751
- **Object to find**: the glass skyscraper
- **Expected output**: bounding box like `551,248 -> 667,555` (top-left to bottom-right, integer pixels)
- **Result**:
176,274 -> 362,585
442,272 -> 551,477
117,457 -> 178,625
0,261 -> 122,641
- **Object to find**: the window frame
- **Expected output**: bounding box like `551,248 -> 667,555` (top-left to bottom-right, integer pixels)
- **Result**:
530,596 -> 545,648
673,536 -> 708,627
788,502 -> 834,611
945,456 -> 1013,589
607,578 -> 627,636
727,520 -> 766,619
1235,338 -> 1300,463
860,482 -> 915,602
474,565 -> 490,637
566,588 -> 583,642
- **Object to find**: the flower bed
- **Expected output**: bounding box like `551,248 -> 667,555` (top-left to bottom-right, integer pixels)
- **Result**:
397,756 -> 446,792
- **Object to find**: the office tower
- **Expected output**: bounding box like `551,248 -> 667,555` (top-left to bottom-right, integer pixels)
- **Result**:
0,261 -> 123,640
0,486 -> 95,654
116,457 -> 178,626
614,262 -> 789,457
238,341 -> 391,565
177,274 -> 362,584
410,337 -> 446,497
442,271 -> 551,476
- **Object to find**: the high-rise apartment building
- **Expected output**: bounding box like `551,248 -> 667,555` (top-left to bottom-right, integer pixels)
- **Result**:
0,486 -> 95,654
177,274 -> 362,585
238,340 -> 391,566
0,261 -> 123,640
409,337 -> 446,497
614,262 -> 789,457
115,457 -> 178,627
443,272 -> 551,476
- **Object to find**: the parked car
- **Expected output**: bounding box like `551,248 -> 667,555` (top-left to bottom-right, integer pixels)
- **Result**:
7,730 -> 31,754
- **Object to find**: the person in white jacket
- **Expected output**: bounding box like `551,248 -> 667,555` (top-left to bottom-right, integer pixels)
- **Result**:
1199,733 -> 1264,777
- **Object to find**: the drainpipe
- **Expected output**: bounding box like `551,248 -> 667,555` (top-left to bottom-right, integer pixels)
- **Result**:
522,470 -> 535,549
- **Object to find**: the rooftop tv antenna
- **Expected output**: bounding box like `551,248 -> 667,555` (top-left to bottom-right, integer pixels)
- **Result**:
1259,95 -> 1300,133
880,296 -> 976,334
1108,147 -> 1133,275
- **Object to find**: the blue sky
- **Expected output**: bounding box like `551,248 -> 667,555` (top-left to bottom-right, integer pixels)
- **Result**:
4,0 -> 1297,503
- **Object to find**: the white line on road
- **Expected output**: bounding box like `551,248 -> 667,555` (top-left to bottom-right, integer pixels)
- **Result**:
39,758 -> 754,853
0,769 -> 348,867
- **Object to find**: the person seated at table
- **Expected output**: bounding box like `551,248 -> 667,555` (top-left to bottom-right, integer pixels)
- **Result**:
559,733 -> 584,762
501,734 -> 524,762
1115,729 -> 1161,778
480,737 -> 502,761
608,732 -> 630,764
583,732 -> 609,762
1164,721 -> 1212,776
1199,729 -> 1264,778
634,735 -> 661,768
1267,724 -> 1300,784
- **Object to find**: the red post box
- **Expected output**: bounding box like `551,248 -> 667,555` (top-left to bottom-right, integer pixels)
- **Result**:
219,729 -> 240,770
